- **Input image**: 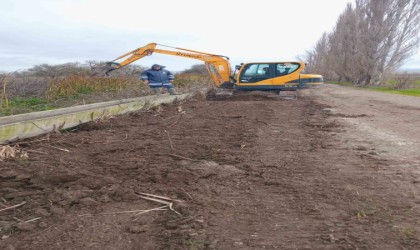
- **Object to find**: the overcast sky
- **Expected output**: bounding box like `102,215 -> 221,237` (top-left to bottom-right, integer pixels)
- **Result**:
1,0 -> 419,72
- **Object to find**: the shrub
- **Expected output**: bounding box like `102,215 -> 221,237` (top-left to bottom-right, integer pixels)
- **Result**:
46,76 -> 146,100
173,73 -> 213,89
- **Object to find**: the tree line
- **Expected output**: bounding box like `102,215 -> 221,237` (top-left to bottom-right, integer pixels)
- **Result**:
12,61 -> 209,78
301,0 -> 419,86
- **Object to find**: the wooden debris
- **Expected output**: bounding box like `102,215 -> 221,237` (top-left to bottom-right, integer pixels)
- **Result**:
164,129 -> 175,151
0,201 -> 26,213
137,192 -> 183,216
0,145 -> 28,161
136,192 -> 184,203
78,205 -> 168,217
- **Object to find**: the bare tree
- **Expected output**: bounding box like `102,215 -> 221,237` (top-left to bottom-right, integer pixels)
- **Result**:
180,64 -> 208,75
392,72 -> 413,89
354,0 -> 420,85
302,33 -> 334,80
304,0 -> 420,85
328,3 -> 367,83
26,63 -> 90,78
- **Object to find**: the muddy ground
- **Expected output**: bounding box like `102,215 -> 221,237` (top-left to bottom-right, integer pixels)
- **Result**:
1,85 -> 420,249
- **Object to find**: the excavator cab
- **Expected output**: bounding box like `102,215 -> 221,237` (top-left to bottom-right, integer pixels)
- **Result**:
234,62 -> 306,91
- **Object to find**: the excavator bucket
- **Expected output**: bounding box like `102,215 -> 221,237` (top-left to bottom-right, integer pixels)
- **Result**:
216,89 -> 234,96
205,88 -> 234,100
91,62 -> 121,76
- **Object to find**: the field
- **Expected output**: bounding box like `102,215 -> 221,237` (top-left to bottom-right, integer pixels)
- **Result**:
1,84 -> 419,249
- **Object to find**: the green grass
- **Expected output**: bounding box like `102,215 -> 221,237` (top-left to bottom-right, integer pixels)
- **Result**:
365,87 -> 420,96
11,97 -> 49,106
329,81 -> 354,86
0,97 -> 55,116
386,77 -> 420,86
329,81 -> 420,97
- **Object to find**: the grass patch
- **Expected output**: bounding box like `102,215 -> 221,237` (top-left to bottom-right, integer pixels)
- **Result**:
394,226 -> 416,238
11,97 -> 49,106
399,227 -> 416,238
184,239 -> 203,250
365,87 -> 420,97
0,97 -> 54,116
330,81 -> 420,97
46,76 -> 145,100
329,81 -> 354,86
355,210 -> 367,218
174,73 -> 212,88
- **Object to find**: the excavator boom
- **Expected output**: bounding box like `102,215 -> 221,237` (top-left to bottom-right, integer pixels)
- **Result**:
104,43 -> 232,87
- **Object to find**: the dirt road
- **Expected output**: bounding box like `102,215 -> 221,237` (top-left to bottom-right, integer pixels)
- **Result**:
303,84 -> 420,164
1,85 -> 419,249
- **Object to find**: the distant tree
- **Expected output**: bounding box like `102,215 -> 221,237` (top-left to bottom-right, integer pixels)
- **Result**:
120,65 -> 145,76
303,0 -> 420,85
300,33 -> 334,80
26,63 -> 89,78
26,64 -> 58,77
22,61 -> 146,78
359,0 -> 420,85
392,72 -> 413,89
180,64 -> 208,75
86,60 -> 100,71
328,3 -> 363,83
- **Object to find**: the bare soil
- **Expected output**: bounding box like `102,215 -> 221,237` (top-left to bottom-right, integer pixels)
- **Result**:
1,85 -> 420,249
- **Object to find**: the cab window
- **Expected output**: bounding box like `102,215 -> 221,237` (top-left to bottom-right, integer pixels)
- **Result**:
239,63 -> 270,83
275,63 -> 300,76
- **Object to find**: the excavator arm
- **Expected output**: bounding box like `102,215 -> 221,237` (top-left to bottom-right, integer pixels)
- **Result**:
104,43 -> 232,88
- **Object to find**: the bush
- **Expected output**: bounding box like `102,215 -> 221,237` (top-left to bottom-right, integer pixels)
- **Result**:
173,73 -> 213,89
46,76 -> 146,100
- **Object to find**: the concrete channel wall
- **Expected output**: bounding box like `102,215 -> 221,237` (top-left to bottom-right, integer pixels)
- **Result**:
0,92 -> 198,144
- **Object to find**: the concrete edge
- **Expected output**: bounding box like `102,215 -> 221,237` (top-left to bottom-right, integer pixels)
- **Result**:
0,89 -> 208,144
0,95 -> 168,126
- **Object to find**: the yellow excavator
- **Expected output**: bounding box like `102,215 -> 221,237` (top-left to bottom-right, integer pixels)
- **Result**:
103,43 -> 323,92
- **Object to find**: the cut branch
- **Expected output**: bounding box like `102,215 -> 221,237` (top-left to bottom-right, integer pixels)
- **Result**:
0,201 -> 26,213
